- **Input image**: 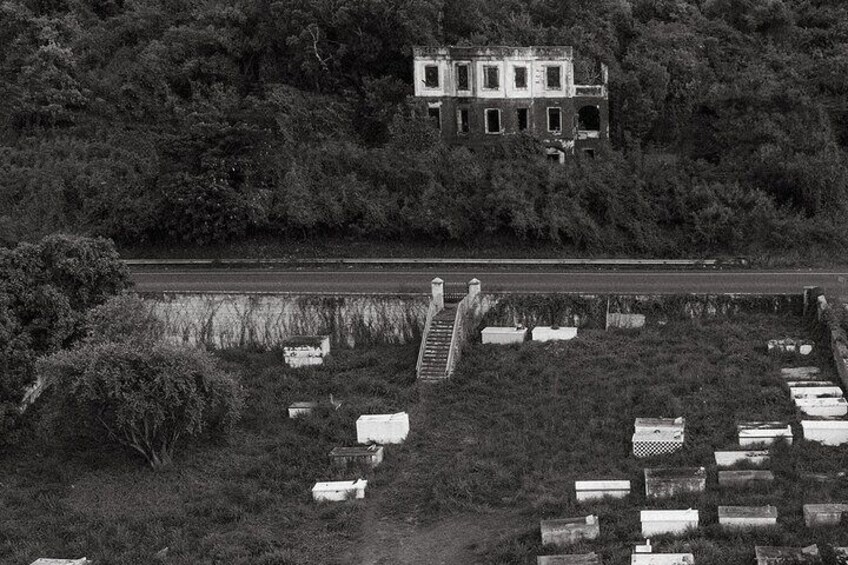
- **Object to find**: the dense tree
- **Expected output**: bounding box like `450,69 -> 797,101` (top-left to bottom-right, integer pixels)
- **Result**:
39,342 -> 243,468
0,234 -> 130,440
1,0 -> 848,255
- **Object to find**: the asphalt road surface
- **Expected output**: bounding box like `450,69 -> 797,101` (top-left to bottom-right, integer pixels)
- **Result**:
129,268 -> 848,294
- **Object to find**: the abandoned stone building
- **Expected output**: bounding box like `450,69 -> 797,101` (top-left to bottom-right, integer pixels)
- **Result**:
412,46 -> 608,160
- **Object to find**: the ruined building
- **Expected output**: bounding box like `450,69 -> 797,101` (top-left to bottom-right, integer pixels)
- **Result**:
412,46 -> 608,160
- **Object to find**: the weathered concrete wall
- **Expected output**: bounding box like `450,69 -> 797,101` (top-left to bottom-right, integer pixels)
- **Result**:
140,292 -> 428,349
140,291 -> 803,351
482,293 -> 803,330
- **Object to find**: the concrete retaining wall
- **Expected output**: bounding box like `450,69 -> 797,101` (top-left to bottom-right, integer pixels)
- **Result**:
139,291 -> 803,350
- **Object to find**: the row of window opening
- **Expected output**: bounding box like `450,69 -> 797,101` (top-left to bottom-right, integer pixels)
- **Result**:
428,107 -> 564,135
424,63 -> 563,91
427,106 -> 600,134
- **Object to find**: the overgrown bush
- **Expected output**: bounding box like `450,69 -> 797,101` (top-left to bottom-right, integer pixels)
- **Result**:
39,343 -> 244,468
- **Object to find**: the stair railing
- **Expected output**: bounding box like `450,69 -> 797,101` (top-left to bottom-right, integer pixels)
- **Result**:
444,279 -> 483,378
416,299 -> 440,378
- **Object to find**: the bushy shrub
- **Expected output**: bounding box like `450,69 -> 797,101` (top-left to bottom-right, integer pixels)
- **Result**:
39,342 -> 244,468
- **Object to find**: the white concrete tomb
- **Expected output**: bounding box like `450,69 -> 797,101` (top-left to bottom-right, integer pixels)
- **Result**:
532,326 -> 578,342
282,335 -> 331,368
803,504 -> 848,527
575,480 -> 631,501
640,509 -> 699,537
755,546 -> 820,565
780,367 -> 822,380
714,450 -> 770,467
311,479 -> 367,502
538,552 -> 602,565
356,412 -> 409,444
789,386 -> 843,399
30,560 -> 89,565
794,397 -> 848,418
630,540 -> 694,565
737,422 -> 793,447
482,326 -> 527,344
801,420 -> 848,446
718,505 -> 778,528
540,515 -> 600,547
288,401 -> 318,418
633,418 -> 685,458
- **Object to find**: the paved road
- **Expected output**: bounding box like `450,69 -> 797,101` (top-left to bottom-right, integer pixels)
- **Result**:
129,268 -> 848,294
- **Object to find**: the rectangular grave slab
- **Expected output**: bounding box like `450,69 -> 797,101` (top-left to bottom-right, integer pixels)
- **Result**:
633,418 -> 685,458
790,386 -> 843,399
607,313 -> 647,330
30,561 -> 89,565
575,480 -> 631,501
640,509 -> 699,537
768,339 -> 813,355
329,445 -> 384,469
311,479 -> 367,502
356,412 -> 409,444
631,554 -> 694,565
283,335 -> 331,368
803,504 -> 848,527
801,420 -> 848,446
794,397 -> 848,418
532,326 -> 578,342
645,467 -> 706,498
714,450 -> 770,467
781,367 -> 823,380
787,381 -> 839,388
718,470 -> 775,488
738,422 -> 793,447
755,546 -> 820,565
540,515 -> 600,547
481,327 -> 527,344
288,401 -> 318,418
718,505 -> 778,528
538,552 -> 603,565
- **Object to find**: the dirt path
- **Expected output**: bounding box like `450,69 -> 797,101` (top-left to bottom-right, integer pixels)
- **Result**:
342,500 -> 526,565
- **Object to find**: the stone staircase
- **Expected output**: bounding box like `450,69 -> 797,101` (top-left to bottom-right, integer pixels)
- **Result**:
418,304 -> 456,381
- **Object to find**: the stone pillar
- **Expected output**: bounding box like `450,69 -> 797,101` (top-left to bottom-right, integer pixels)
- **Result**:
431,277 -> 444,310
803,286 -> 822,318
467,278 -> 481,299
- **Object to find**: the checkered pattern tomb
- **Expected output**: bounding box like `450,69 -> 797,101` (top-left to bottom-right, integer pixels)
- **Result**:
633,439 -> 683,458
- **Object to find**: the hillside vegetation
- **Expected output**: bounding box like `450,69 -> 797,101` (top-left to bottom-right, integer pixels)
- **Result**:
2,0 -> 848,256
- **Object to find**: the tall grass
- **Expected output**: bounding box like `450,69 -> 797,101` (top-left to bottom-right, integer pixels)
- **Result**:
378,315 -> 848,564
0,345 -> 418,565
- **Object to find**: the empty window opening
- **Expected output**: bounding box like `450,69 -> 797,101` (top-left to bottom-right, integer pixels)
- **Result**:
548,107 -> 562,133
456,64 -> 469,91
546,148 -> 566,164
514,66 -> 527,89
546,66 -> 562,90
428,107 -> 441,130
485,109 -> 501,134
424,65 -> 439,88
578,105 -> 600,131
582,148 -> 596,158
517,108 -> 529,131
483,65 -> 500,89
457,108 -> 469,134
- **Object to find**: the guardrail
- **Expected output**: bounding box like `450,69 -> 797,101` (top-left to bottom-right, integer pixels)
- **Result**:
415,299 -> 440,378
125,257 -> 738,267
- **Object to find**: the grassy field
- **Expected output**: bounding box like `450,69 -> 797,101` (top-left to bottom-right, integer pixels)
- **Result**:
0,345 -> 419,565
377,314 -> 848,564
2,313 -> 846,564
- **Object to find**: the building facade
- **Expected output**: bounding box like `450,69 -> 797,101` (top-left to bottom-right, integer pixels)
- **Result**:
412,46 -> 608,160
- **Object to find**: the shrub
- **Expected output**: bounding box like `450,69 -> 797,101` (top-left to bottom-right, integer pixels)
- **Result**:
39,343 -> 244,468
